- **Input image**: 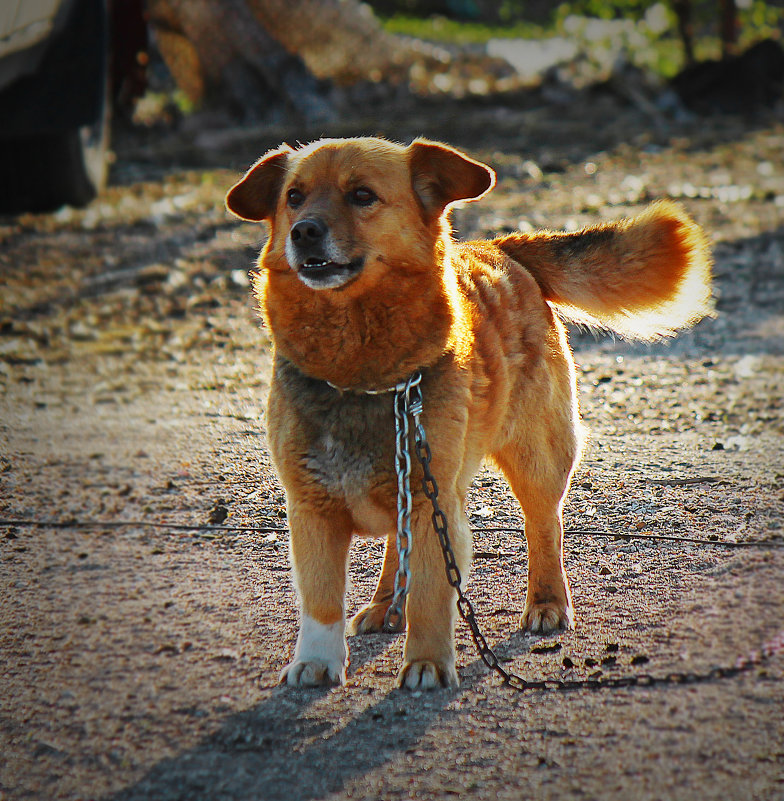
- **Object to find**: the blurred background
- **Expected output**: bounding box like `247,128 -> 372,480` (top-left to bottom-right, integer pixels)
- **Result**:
1,0 -> 783,212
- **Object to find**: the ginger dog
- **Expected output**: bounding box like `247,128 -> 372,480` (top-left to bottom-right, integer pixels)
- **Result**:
226,137 -> 712,690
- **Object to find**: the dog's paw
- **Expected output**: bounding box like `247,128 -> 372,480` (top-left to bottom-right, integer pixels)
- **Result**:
397,660 -> 458,690
348,602 -> 404,635
280,659 -> 346,687
521,600 -> 574,634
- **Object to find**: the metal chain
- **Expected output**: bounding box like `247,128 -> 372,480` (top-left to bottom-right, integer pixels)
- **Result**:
393,373 -> 782,691
383,371 -> 423,633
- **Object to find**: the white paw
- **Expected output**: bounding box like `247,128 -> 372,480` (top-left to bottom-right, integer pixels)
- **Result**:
282,613 -> 347,688
280,658 -> 346,687
397,660 -> 458,690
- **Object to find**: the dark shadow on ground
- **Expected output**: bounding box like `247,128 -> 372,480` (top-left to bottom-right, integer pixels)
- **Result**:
104,643 -> 499,801
104,563 -> 773,801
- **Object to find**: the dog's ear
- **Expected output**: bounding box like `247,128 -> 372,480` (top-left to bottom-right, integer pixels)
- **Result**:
225,144 -> 294,221
408,139 -> 495,218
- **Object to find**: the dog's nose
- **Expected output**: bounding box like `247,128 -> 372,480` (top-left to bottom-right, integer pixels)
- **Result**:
290,218 -> 327,244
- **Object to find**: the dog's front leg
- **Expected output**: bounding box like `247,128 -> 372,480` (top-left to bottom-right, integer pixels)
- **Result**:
280,505 -> 353,687
397,498 -> 471,690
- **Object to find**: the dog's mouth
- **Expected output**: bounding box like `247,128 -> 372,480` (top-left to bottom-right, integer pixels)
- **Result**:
296,257 -> 365,289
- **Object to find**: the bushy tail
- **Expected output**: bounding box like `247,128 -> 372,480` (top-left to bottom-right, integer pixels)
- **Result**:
494,200 -> 713,340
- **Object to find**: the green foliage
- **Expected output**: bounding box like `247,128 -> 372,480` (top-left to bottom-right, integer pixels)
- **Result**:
380,0 -> 784,78
381,14 -> 548,43
382,0 -> 783,31
554,0 -> 651,22
495,0 -> 657,24
742,0 -> 784,29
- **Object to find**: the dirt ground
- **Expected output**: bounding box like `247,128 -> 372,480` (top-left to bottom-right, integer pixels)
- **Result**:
1,87 -> 784,801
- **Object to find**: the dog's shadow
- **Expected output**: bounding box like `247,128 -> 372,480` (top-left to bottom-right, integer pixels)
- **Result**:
106,629 -> 538,801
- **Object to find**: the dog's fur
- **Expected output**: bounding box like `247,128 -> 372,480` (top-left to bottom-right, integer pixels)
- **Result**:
226,137 -> 712,690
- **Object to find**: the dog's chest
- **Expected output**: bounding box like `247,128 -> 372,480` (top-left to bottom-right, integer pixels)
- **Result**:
305,427 -> 381,495
275,359 -> 394,498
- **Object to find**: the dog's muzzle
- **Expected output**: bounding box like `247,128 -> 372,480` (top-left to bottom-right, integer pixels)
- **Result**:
287,217 -> 364,290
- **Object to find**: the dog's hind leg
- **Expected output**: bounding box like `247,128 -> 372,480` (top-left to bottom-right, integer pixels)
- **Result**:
348,532 -> 403,635
494,433 -> 577,634
492,335 -> 581,634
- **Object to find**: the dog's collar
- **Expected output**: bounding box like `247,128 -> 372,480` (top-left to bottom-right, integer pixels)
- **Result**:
325,377 -> 409,395
324,370 -> 423,397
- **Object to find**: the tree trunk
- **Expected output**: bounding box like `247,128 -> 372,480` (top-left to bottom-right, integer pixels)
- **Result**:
720,0 -> 739,58
672,0 -> 695,66
247,0 -> 406,85
146,0 -> 335,123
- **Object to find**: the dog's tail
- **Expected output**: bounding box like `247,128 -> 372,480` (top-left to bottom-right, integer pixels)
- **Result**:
494,200 -> 713,340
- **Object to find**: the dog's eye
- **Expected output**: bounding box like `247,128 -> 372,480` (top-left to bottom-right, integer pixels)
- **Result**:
348,187 -> 377,207
286,188 -> 305,208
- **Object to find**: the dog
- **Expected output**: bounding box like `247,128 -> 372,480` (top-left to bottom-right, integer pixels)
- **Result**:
225,137 -> 712,690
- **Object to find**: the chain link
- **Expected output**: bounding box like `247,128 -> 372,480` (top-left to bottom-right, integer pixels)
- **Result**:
383,372 -> 423,633
391,372 -> 781,691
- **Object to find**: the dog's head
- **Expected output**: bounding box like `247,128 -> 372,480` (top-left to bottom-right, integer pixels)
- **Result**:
225,137 -> 495,292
